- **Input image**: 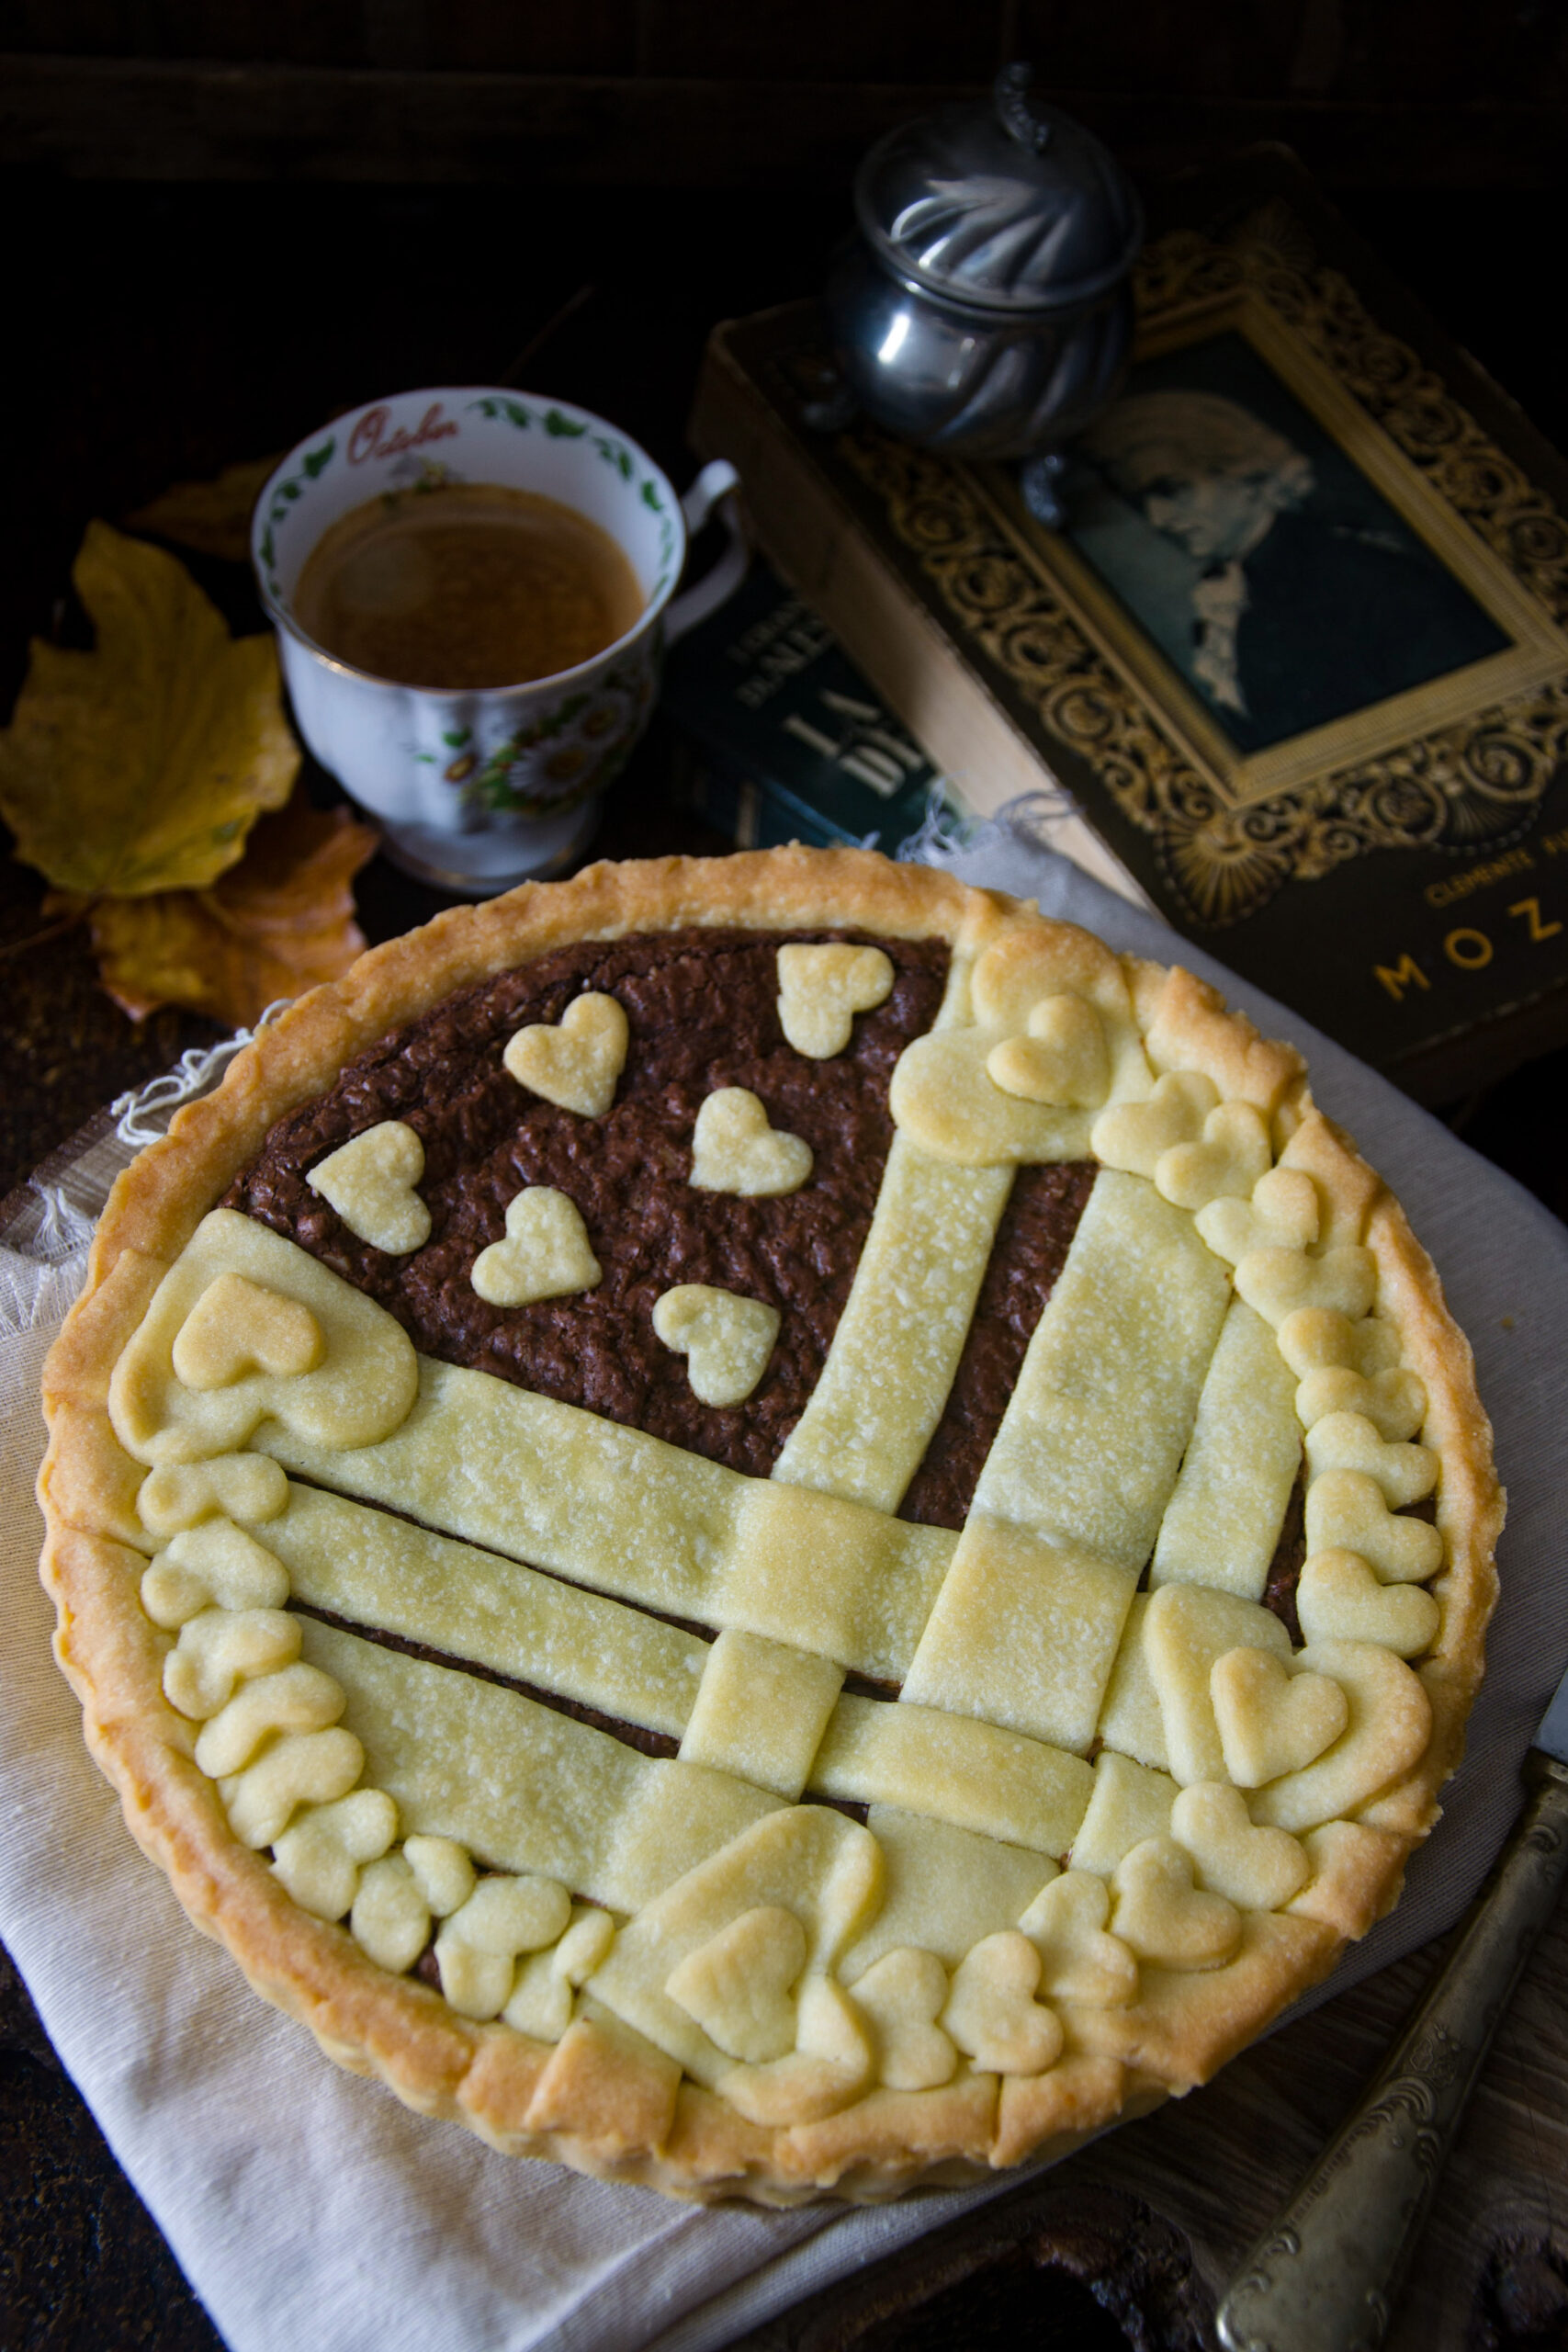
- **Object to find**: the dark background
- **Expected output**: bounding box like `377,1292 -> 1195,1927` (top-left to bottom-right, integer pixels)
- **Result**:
3,6 -> 1567,2346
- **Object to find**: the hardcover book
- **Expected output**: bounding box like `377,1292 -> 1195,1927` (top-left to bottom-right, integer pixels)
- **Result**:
689,150 -> 1568,1102
661,560 -> 947,854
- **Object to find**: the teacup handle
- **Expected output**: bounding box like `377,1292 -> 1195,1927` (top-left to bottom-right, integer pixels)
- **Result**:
664,460 -> 749,644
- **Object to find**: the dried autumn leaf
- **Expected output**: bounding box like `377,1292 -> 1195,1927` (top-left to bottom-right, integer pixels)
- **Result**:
54,797 -> 378,1028
0,519 -> 299,899
125,454 -> 282,565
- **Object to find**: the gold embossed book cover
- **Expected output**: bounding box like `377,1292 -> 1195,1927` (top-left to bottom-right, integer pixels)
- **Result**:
691,150 -> 1568,1102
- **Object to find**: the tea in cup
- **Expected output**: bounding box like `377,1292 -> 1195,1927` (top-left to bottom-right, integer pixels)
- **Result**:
253,389 -> 745,891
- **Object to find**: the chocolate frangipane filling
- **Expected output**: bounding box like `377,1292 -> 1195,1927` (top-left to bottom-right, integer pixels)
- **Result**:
228,933 -> 1114,1523
227,929 -> 948,1481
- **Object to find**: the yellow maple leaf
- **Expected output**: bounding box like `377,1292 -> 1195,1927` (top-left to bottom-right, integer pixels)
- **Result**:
56,797 -> 378,1029
0,519 -> 299,899
125,454 -> 282,566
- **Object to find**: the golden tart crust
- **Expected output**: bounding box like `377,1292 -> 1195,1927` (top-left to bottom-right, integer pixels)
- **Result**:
37,848 -> 1502,2204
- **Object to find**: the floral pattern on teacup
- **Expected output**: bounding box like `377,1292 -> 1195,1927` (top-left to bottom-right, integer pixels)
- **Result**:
406,644 -> 660,823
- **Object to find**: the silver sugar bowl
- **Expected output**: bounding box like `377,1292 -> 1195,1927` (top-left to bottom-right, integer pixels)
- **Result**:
823,65 -> 1143,521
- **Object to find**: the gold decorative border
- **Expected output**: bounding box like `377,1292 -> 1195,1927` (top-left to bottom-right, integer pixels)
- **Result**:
838,208 -> 1568,925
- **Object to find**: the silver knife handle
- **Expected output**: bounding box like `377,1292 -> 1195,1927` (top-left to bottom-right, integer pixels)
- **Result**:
1217,1752 -> 1568,2352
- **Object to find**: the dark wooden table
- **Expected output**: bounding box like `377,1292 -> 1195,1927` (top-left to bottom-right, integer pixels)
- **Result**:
4,173 -> 1567,2351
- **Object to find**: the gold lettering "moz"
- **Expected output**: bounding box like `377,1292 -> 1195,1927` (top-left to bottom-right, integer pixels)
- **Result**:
1374,898 -> 1563,1001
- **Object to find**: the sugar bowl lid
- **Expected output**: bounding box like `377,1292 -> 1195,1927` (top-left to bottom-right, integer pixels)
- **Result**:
853,64 -> 1143,317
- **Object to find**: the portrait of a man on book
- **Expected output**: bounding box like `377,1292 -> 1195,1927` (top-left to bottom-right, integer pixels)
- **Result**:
1062,333 -> 1507,753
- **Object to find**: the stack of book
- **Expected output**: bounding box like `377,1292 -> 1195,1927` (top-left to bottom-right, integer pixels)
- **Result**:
687,151 -> 1568,1103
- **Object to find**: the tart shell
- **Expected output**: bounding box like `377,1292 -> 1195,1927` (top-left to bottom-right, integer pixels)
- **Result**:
37,848 -> 1502,2203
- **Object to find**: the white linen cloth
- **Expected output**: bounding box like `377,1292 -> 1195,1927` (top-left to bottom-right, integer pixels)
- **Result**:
3,806 -> 1565,2352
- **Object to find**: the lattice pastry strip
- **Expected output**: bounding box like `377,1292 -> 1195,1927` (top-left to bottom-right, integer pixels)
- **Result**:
678,1632 -> 843,1800
260,1480 -> 708,1741
769,1137 -> 1012,1513
809,1695 -> 1092,1858
1147,1295 -> 1301,1602
962,1171 -> 1232,1573
901,1170 -> 1230,1753
271,1495 -> 1098,1864
1069,1752 -> 1179,1877
900,1516 -> 1142,1756
771,948 -> 1011,1513
301,1618 -> 782,1916
1096,1594 -> 1171,1774
262,1340 -> 956,1684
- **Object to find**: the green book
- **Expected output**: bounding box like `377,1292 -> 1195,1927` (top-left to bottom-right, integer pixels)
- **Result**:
663,562 -> 947,854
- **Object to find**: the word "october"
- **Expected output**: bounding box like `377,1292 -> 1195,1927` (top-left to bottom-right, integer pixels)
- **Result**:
348,403 -> 459,464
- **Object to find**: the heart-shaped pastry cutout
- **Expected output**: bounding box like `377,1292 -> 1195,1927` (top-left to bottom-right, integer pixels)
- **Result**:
142,1521 -> 291,1628
970,925 -> 1124,1030
195,1659 -> 345,1778
1235,1244 -> 1377,1330
505,1905 -> 615,2045
1276,1306 -> 1400,1380
652,1283 -> 781,1406
1294,1364 -> 1426,1441
1196,1166 -> 1319,1264
436,1872 -> 573,2021
1018,1870 -> 1139,2007
272,1787 -> 399,1925
776,944 -> 894,1058
352,1855 -> 435,1979
987,993 -> 1109,1108
1156,1100 -> 1272,1213
941,1929 -> 1064,2075
1304,1469 -> 1443,1583
690,1088 -> 813,1197
470,1186 -> 602,1306
718,1975 -> 874,2127
173,1273 -> 325,1389
1296,1549 -> 1440,1657
1111,1837 -> 1241,1970
403,1833 -> 477,1919
849,1947 -> 955,2090
1169,1782 -> 1310,1912
1303,1410 -> 1437,1507
307,1121 -> 431,1255
503,992 -> 628,1116
1249,1640 -> 1431,1835
1090,1070 -> 1218,1176
666,1904 -> 807,2064
1210,1645 -> 1348,1786
1143,1583 -> 1292,1787
137,1453 -> 289,1538
164,1605 -> 300,1720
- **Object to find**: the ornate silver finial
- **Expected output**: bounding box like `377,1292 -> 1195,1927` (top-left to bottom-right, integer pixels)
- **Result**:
994,62 -> 1053,154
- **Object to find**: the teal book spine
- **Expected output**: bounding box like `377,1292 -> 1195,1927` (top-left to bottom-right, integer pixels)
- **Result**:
662,562 -> 946,855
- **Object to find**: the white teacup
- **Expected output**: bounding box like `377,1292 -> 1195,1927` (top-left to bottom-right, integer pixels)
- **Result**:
252,387 -> 745,891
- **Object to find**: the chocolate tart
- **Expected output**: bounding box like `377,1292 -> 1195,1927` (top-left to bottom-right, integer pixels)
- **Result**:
37,848 -> 1501,2203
